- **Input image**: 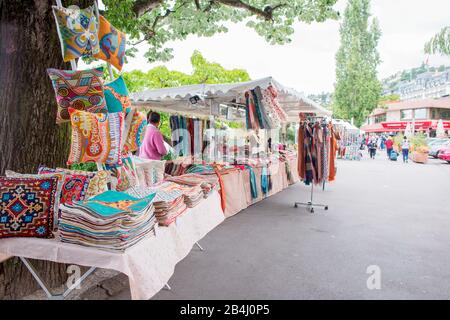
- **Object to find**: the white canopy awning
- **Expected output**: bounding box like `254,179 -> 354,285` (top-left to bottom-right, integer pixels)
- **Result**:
332,119 -> 360,132
130,77 -> 332,120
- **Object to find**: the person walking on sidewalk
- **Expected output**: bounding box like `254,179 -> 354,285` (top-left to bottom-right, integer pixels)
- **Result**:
401,136 -> 410,163
385,137 -> 394,159
368,137 -> 377,159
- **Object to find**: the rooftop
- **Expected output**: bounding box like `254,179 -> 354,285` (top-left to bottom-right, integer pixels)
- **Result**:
368,98 -> 450,117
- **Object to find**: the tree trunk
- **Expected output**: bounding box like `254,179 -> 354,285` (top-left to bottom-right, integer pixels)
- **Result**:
0,0 -> 91,299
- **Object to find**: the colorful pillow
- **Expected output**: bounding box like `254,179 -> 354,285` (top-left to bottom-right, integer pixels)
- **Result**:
68,108 -> 124,165
40,167 -> 110,199
134,158 -> 166,187
123,111 -> 147,153
104,76 -> 131,113
37,166 -> 92,205
52,5 -> 100,62
5,170 -> 65,229
0,177 -> 58,238
47,67 -> 107,123
93,15 -> 126,71
105,157 -> 138,192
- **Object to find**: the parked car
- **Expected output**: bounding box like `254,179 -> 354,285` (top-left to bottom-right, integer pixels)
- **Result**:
438,146 -> 450,163
429,140 -> 450,158
427,138 -> 447,146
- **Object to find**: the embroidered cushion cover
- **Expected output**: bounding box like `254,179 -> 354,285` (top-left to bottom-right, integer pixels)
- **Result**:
5,170 -> 66,229
123,111 -> 147,153
93,15 -> 126,71
38,167 -> 93,205
105,157 -> 138,192
52,5 -> 99,62
67,108 -> 124,165
0,177 -> 57,238
47,67 -> 107,123
39,166 -> 109,199
104,76 -> 131,113
135,159 -> 166,187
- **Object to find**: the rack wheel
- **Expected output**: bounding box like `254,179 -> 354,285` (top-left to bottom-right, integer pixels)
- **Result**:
325,206 -> 329,210
310,208 -> 314,213
294,204 -> 298,208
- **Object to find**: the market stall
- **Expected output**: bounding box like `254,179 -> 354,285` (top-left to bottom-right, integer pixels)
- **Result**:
0,1 -> 334,300
130,77 -> 330,217
332,119 -> 363,161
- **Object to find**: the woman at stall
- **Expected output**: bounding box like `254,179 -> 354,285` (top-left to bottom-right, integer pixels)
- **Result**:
139,112 -> 168,160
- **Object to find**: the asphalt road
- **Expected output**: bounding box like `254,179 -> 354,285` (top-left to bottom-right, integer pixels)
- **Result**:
111,153 -> 450,300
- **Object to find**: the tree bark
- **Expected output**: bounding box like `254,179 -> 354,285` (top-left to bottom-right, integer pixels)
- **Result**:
0,0 -> 91,299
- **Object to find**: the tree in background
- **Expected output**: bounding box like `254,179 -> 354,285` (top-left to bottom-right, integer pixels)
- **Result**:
122,50 -> 250,92
424,27 -> 450,56
122,50 -> 250,138
333,0 -> 381,127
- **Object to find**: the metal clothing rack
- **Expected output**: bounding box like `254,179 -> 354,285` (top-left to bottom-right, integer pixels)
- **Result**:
294,116 -> 329,213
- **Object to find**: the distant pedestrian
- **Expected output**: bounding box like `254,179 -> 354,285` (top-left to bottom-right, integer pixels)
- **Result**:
368,138 -> 377,159
385,137 -> 394,159
380,135 -> 386,150
401,136 -> 410,163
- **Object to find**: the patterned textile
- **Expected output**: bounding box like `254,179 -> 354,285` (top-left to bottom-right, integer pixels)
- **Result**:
244,86 -> 286,130
245,165 -> 258,199
105,156 -> 139,192
38,166 -> 108,200
134,158 -> 166,187
59,191 -> 156,251
322,125 -> 329,183
124,111 -> 147,153
262,86 -> 288,122
165,173 -> 219,197
67,108 -> 124,165
39,168 -> 91,205
0,177 -> 57,238
93,15 -> 126,71
125,183 -> 187,226
104,75 -> 131,113
52,5 -> 99,62
47,67 -> 107,123
5,170 -> 65,228
303,124 -> 316,185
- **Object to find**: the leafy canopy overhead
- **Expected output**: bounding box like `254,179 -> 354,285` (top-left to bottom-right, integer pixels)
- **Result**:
103,0 -> 339,62
122,50 -> 251,92
122,50 -> 250,137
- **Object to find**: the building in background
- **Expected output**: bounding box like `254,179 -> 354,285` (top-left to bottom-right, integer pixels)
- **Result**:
361,97 -> 450,136
383,69 -> 450,101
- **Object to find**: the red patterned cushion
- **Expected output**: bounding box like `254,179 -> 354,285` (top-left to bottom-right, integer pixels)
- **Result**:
38,167 -> 92,206
0,177 -> 58,238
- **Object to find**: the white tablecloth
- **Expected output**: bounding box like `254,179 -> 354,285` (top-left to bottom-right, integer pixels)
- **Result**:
0,191 -> 224,300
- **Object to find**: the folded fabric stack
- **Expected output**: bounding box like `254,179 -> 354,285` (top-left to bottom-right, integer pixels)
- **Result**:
165,173 -> 219,198
180,184 -> 204,208
164,158 -> 193,176
126,182 -> 187,226
59,191 -> 156,251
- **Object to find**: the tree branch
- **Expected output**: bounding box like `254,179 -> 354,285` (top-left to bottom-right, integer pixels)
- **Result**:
133,1 -> 189,45
133,0 -> 164,17
214,0 -> 286,21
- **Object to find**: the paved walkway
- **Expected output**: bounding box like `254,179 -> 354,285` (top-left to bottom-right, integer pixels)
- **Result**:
111,153 -> 450,299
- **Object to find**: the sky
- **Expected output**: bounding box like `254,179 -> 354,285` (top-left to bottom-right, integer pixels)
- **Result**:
114,0 -> 450,95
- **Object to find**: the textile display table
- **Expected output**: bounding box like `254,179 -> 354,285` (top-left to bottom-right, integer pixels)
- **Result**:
0,192 -> 224,300
223,158 -> 299,218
